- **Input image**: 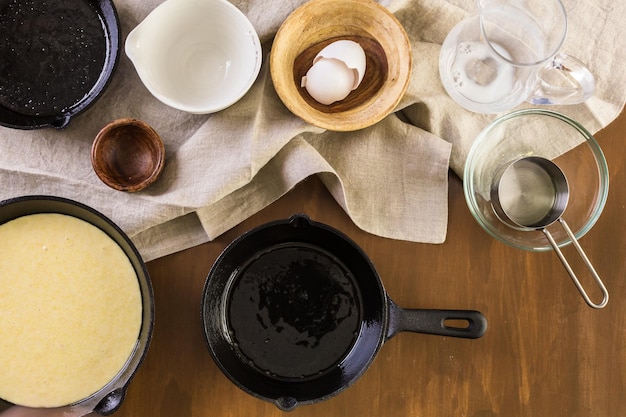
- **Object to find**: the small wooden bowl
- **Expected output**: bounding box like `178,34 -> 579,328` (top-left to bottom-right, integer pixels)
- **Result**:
91,118 -> 165,192
270,0 -> 412,131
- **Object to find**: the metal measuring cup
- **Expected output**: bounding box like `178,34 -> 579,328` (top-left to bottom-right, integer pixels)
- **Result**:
490,156 -> 609,309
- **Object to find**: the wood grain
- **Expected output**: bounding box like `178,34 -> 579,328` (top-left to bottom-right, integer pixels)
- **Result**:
2,111 -> 617,416
101,106 -> 626,417
91,118 -> 165,192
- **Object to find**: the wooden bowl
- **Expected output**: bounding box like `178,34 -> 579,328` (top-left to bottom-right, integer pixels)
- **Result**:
91,118 -> 165,192
270,0 -> 412,131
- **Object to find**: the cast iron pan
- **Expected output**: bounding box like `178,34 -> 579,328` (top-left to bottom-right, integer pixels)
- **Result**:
0,0 -> 120,129
202,215 -> 487,411
0,196 -> 154,415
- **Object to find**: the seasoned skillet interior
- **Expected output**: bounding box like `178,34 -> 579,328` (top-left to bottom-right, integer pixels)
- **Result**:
227,242 -> 362,380
202,216 -> 386,406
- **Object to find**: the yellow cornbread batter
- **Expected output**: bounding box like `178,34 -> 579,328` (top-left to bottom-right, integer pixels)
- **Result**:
0,213 -> 142,407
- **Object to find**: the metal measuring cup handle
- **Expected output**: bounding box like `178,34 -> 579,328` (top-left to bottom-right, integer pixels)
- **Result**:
491,156 -> 609,309
542,219 -> 609,309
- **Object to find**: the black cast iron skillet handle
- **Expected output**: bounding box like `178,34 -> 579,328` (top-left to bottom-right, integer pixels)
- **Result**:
386,300 -> 487,341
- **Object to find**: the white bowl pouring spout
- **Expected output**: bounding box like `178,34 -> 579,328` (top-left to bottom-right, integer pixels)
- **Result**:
125,0 -> 262,114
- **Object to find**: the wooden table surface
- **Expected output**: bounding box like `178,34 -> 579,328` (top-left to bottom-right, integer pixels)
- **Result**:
117,108 -> 625,417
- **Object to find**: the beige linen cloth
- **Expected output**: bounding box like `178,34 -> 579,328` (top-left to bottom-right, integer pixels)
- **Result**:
0,0 -> 624,261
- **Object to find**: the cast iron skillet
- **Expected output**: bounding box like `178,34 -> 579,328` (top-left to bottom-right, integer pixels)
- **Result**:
202,215 -> 487,411
0,196 -> 153,416
0,0 -> 120,129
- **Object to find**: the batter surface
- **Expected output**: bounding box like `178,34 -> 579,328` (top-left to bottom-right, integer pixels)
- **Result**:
0,213 -> 142,407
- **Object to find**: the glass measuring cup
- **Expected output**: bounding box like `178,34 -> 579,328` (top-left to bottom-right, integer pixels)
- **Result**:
490,157 -> 608,309
439,0 -> 595,113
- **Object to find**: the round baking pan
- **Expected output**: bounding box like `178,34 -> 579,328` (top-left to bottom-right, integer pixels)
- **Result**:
0,195 -> 154,415
0,0 -> 120,129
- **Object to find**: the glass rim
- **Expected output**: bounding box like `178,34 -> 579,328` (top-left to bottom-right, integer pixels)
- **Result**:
463,108 -> 609,252
478,0 -> 568,68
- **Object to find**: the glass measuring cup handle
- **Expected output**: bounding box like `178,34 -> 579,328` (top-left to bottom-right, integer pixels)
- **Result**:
528,53 -> 596,105
527,53 -> 596,104
542,218 -> 609,309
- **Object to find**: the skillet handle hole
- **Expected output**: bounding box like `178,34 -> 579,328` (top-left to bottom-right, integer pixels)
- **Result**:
443,318 -> 471,330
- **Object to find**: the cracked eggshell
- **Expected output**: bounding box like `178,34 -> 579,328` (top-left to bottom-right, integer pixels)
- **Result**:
301,58 -> 356,105
315,40 -> 366,89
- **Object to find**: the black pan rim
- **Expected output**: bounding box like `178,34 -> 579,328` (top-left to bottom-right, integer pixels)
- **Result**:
0,195 -> 154,412
201,215 -> 387,409
0,0 -> 121,130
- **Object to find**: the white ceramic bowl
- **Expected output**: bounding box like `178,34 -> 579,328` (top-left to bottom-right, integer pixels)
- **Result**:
125,0 -> 262,114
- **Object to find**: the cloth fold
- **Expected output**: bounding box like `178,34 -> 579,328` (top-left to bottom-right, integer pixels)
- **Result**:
0,0 -> 624,262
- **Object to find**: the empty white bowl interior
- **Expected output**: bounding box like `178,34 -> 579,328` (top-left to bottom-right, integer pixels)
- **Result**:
126,0 -> 261,112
